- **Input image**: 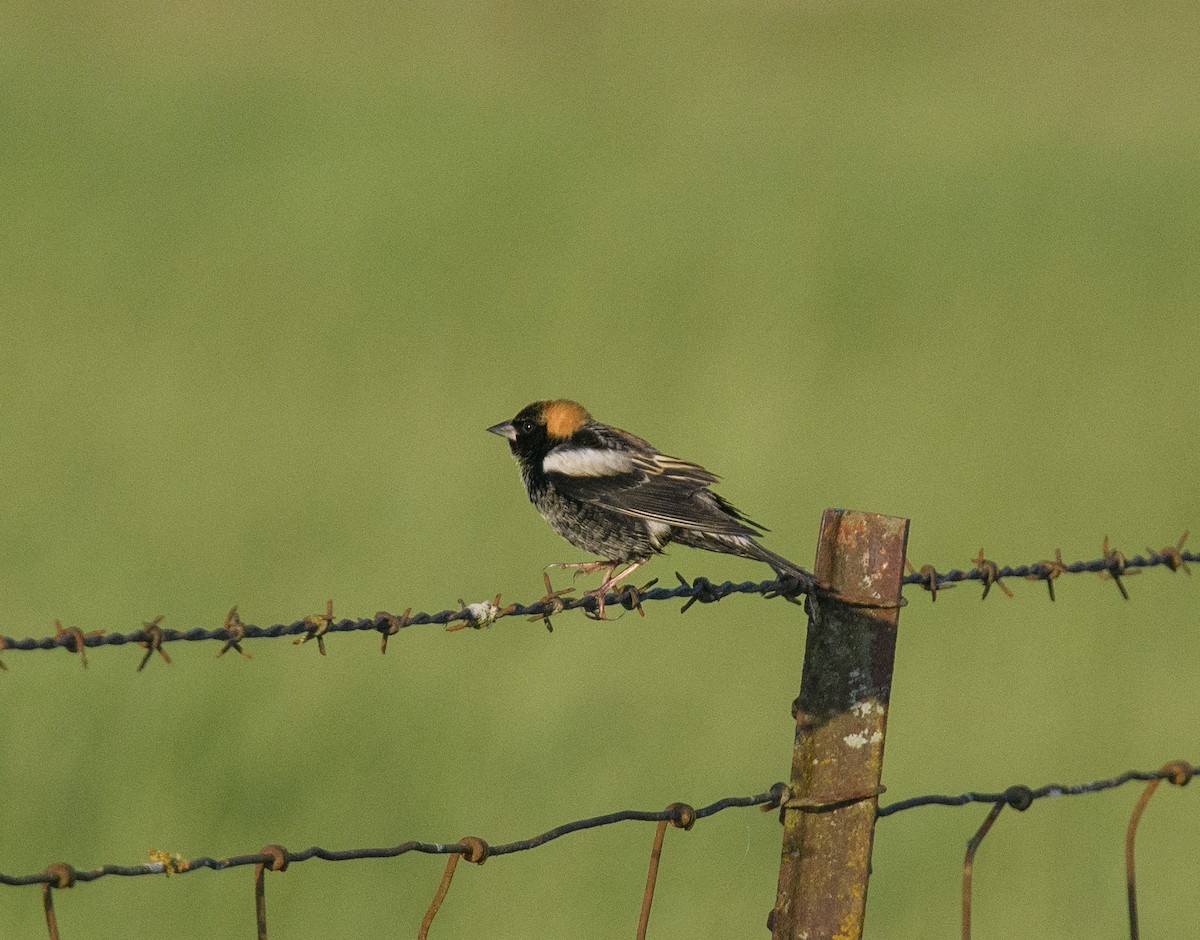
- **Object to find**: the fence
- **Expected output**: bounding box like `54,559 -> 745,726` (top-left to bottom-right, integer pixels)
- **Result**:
1,514 -> 1195,939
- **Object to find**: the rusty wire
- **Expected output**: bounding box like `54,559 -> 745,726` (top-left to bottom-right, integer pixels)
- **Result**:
0,536 -> 1193,665
636,804 -> 696,940
0,786 -> 788,889
40,864 -> 73,940
1125,761 -> 1193,940
876,763 -> 1196,817
961,800 -> 1006,940
254,845 -> 287,940
878,762 -> 1196,940
418,837 -> 488,939
4,763 -> 1192,890
956,786 -> 1036,940
5,765 -> 1196,938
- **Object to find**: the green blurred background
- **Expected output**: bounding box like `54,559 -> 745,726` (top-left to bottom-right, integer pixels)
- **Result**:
2,1 -> 1198,937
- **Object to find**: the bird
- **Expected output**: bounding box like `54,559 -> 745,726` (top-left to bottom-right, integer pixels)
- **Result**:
488,399 -> 812,618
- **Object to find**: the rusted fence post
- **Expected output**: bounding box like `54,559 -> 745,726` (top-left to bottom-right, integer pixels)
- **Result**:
770,508 -> 909,940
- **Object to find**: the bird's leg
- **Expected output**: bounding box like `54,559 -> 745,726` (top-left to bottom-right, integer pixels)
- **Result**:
584,560 -> 648,620
547,560 -> 617,580
545,560 -> 616,616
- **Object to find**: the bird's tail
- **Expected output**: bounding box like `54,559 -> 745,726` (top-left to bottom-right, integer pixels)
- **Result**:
743,539 -> 815,592
669,529 -> 816,595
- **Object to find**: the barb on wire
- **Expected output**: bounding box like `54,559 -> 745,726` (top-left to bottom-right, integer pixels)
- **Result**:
0,533 -> 1193,664
136,616 -> 170,671
294,600 -> 334,655
902,532 -> 1195,601
905,559 -> 949,601
971,549 -> 1014,600
217,607 -> 251,660
1026,549 -> 1065,601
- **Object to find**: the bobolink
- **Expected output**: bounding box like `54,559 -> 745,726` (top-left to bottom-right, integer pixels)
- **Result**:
488,399 -> 811,618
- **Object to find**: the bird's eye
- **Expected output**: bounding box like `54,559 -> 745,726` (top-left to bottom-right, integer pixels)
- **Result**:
517,419 -> 535,433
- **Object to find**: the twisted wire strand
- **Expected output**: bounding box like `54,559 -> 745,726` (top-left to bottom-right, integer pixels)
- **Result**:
1,544 -> 1194,657
5,763 -> 1193,888
0,786 -> 787,887
876,762 -> 1197,816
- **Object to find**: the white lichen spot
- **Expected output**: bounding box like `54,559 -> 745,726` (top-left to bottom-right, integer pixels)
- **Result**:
843,730 -> 871,748
464,601 -> 501,628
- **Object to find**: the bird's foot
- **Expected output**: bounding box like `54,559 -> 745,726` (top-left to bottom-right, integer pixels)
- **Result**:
582,586 -> 606,620
581,560 -> 649,621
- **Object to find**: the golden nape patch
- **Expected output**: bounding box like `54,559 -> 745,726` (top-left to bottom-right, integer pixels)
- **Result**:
543,399 -> 591,438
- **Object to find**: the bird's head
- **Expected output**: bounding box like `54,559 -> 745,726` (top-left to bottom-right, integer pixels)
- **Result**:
487,399 -> 591,461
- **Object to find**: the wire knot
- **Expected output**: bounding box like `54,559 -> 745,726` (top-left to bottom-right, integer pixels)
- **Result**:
1161,760 -> 1193,787
666,802 -> 696,831
526,573 -> 574,632
676,573 -> 722,614
617,579 -> 658,617
762,782 -> 790,812
1100,536 -> 1138,599
54,620 -> 102,669
1148,531 -> 1191,575
136,615 -> 171,671
43,863 -> 75,890
258,844 -> 289,872
971,549 -> 1013,600
375,608 -> 411,654
768,569 -> 814,602
448,595 -> 515,632
1003,785 -> 1034,811
905,559 -> 948,601
295,600 -> 334,654
217,606 -> 252,660
457,836 -> 489,865
1027,549 -> 1066,601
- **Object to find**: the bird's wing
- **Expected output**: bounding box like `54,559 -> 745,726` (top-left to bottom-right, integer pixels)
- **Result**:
542,440 -> 766,537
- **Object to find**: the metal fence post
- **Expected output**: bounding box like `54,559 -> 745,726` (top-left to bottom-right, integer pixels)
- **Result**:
770,508 -> 909,940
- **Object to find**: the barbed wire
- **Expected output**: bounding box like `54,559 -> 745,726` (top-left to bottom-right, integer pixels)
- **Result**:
0,533 -> 1192,667
9,762 -> 1194,939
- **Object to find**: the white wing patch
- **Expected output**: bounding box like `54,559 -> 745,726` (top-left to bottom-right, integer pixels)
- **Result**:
646,519 -> 672,548
543,447 -> 635,477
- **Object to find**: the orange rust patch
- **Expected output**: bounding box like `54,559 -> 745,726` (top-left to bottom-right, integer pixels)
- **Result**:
543,399 -> 591,438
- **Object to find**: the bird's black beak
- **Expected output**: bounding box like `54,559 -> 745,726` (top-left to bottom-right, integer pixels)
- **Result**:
487,420 -> 517,441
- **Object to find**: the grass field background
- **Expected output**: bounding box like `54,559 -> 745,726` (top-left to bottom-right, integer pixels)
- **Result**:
2,2 -> 1198,937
